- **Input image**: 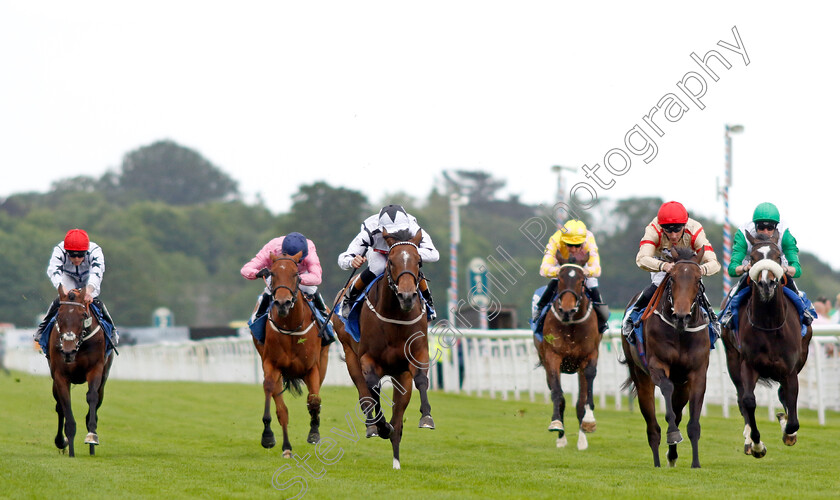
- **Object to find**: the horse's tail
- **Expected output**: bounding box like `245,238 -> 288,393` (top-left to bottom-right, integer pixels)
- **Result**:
282,375 -> 305,396
620,377 -> 637,397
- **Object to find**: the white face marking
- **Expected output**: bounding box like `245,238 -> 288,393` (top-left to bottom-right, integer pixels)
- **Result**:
757,246 -> 771,260
401,250 -> 410,268
568,270 -> 576,278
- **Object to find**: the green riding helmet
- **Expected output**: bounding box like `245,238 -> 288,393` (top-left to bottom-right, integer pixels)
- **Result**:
752,202 -> 780,223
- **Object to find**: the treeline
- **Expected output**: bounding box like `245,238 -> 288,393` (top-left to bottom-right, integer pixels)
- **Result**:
2,140 -> 838,328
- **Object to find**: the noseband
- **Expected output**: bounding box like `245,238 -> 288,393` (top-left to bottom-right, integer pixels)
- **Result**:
553,264 -> 586,317
386,241 -> 420,296
269,257 -> 301,308
644,260 -> 708,332
56,300 -> 101,357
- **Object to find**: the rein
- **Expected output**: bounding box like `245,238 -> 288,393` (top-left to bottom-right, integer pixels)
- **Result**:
641,260 -> 707,332
56,300 -> 102,354
367,240 -> 424,325
550,263 -> 591,324
266,257 -> 311,336
745,289 -> 789,332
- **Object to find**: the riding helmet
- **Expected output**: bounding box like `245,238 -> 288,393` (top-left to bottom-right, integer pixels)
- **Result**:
64,229 -> 90,251
657,201 -> 688,225
281,232 -> 309,260
752,202 -> 780,223
560,219 -> 587,245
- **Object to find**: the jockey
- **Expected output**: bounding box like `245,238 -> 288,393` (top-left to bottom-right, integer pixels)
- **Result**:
719,202 -> 813,327
532,219 -> 610,333
338,204 -> 440,319
622,201 -> 721,338
34,229 -> 119,352
240,232 -> 334,344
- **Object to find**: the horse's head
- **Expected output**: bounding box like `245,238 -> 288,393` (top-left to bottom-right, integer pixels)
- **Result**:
746,231 -> 784,303
552,250 -> 590,321
268,251 -> 302,317
666,246 -> 705,330
55,286 -> 92,363
383,228 -> 423,312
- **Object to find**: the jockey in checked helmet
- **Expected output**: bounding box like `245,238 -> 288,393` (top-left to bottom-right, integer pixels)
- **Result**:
338,204 -> 440,319
622,201 -> 721,338
532,219 -> 610,333
718,202 -> 814,327
240,232 -> 335,345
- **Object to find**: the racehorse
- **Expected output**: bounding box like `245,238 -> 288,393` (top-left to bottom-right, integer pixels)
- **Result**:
49,286 -> 115,457
621,246 -> 711,468
535,251 -> 602,450
334,228 -> 434,469
256,251 -> 330,458
721,232 -> 812,458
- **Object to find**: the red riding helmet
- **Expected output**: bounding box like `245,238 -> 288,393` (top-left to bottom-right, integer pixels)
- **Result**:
64,229 -> 90,251
657,201 -> 688,225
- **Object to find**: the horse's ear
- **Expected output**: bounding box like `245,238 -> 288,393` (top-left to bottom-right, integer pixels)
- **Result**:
576,251 -> 590,266
382,228 -> 395,247
58,284 -> 67,300
667,247 -> 679,262
555,249 -> 567,265
290,250 -> 303,263
411,229 -> 422,245
746,231 -> 757,246
771,229 -> 781,245
694,246 -> 705,264
269,251 -> 277,262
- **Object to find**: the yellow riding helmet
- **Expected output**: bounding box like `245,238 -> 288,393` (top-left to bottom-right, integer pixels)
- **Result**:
560,220 -> 587,245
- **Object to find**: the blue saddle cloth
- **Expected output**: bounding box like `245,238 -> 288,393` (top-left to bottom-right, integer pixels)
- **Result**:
336,274 -> 434,343
624,303 -> 717,358
529,286 -> 548,343
721,286 -> 815,338
248,296 -> 336,344
40,303 -> 117,357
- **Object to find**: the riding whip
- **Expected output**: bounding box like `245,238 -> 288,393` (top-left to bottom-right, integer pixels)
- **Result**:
319,246 -> 369,337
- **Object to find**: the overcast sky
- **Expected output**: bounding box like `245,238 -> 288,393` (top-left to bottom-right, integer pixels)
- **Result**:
2,1 -> 838,270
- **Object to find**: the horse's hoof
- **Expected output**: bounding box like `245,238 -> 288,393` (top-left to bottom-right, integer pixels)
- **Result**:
393,458 -> 401,470
419,415 -> 435,429
56,437 -> 68,450
576,431 -> 588,451
580,421 -> 597,433
556,435 -> 568,448
307,432 -> 320,444
667,459 -> 676,468
378,423 -> 394,440
366,425 -> 378,438
548,420 -> 565,437
783,433 -> 797,446
261,435 -> 276,449
282,449 -> 292,459
666,431 -> 683,445
84,432 -> 99,445
751,442 -> 767,458
743,444 -> 752,455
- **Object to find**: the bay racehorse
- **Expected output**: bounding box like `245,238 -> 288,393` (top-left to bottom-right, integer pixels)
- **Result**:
256,251 -> 330,458
621,246 -> 711,468
535,251 -> 602,450
334,228 -> 434,469
49,286 -> 115,457
721,232 -> 812,458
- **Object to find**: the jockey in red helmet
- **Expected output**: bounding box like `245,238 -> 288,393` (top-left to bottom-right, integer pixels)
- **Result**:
622,201 -> 721,338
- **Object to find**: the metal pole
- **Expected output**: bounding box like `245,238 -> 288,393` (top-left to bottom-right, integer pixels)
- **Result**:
448,192 -> 465,327
723,127 -> 733,297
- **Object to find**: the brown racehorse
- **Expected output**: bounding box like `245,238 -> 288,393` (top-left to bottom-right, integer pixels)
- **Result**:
535,251 -> 602,450
621,246 -> 711,468
721,232 -> 812,458
256,251 -> 330,458
49,286 -> 115,457
333,228 -> 434,469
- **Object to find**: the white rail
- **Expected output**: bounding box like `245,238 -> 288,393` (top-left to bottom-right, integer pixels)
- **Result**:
4,325 -> 840,425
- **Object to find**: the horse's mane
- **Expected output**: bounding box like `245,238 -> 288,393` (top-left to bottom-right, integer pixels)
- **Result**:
670,246 -> 696,261
385,228 -> 414,242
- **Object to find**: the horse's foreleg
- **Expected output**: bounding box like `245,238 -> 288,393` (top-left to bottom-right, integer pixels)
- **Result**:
578,362 -> 597,434
685,369 -> 708,468
632,368 -> 661,467
261,366 -> 279,450
52,382 -> 68,452
651,367 -> 680,446
318,344 -> 330,387
740,365 -> 765,458
273,381 -> 292,458
54,377 -> 76,457
779,373 -> 800,446
389,371 -> 414,470
361,355 -> 392,439
409,359 -> 434,430
84,369 -> 105,453
304,368 -> 322,445
543,354 -> 565,437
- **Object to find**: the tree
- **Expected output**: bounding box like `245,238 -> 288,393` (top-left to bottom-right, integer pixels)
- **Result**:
114,140 -> 239,205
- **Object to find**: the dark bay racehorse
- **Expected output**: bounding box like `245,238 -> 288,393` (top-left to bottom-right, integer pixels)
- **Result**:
256,251 -> 330,458
621,247 -> 710,468
721,232 -> 812,458
49,286 -> 114,457
335,228 -> 434,469
535,251 -> 602,450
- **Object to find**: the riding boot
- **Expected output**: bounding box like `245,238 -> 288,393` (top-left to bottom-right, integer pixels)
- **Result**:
587,286 -> 610,334
699,291 -> 720,341
341,272 -> 371,318
622,282 -> 657,338
719,275 -> 748,327
420,287 -> 437,321
532,279 -> 558,322
92,298 -> 120,345
308,292 -> 336,345
784,277 -> 814,325
34,297 -> 60,355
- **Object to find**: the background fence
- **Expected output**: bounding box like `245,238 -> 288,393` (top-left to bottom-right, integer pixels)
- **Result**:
4,325 -> 840,425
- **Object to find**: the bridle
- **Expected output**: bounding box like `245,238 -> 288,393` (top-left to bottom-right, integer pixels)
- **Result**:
550,264 -> 592,323
385,241 -> 420,296
267,257 -> 312,336
56,299 -> 101,358
646,260 -> 708,332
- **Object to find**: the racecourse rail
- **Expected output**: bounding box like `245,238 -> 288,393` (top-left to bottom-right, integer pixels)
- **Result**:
5,325 -> 840,425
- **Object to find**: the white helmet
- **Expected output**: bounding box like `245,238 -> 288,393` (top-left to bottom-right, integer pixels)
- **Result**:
378,204 -> 410,233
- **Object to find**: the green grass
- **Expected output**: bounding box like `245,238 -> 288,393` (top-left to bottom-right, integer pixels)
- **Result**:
2,370 -> 839,499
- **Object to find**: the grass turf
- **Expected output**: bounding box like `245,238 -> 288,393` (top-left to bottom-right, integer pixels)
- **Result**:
1,369 -> 839,499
